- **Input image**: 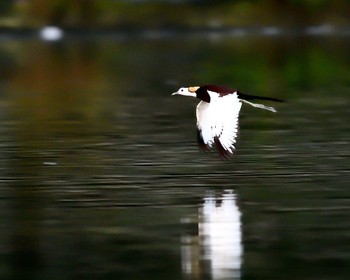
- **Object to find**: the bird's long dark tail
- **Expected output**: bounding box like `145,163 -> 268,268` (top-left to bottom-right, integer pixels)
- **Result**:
237,91 -> 284,103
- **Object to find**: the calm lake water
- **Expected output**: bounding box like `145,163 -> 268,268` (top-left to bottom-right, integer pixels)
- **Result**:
0,30 -> 350,279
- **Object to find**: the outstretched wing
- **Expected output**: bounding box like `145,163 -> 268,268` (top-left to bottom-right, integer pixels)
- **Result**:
196,93 -> 242,159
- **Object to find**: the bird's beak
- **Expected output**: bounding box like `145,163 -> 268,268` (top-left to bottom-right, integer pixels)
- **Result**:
172,92 -> 178,96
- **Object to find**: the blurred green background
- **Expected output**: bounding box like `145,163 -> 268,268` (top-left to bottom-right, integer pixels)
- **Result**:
0,0 -> 350,28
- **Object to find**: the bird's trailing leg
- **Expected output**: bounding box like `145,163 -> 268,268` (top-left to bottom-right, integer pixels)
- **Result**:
240,99 -> 277,113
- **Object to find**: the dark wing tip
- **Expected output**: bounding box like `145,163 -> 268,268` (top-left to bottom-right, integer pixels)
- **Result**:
197,131 -> 234,159
214,137 -> 233,160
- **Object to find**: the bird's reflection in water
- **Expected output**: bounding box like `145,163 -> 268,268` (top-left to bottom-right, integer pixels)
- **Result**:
181,189 -> 242,280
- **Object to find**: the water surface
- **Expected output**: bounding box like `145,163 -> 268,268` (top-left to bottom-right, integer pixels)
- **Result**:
0,31 -> 349,279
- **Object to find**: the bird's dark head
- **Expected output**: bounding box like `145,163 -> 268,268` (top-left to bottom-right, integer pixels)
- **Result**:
172,86 -> 199,98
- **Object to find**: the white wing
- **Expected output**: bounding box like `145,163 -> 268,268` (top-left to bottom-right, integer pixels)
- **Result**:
196,93 -> 242,158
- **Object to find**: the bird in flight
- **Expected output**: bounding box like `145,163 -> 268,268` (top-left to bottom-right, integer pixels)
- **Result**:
172,85 -> 283,159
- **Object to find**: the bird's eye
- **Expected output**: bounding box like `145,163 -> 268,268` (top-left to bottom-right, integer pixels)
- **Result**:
181,89 -> 184,92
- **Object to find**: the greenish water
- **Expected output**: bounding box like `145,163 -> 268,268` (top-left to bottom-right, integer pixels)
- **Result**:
0,31 -> 349,279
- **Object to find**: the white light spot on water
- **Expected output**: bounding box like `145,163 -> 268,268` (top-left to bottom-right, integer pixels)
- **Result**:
43,161 -> 58,166
39,26 -> 64,41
